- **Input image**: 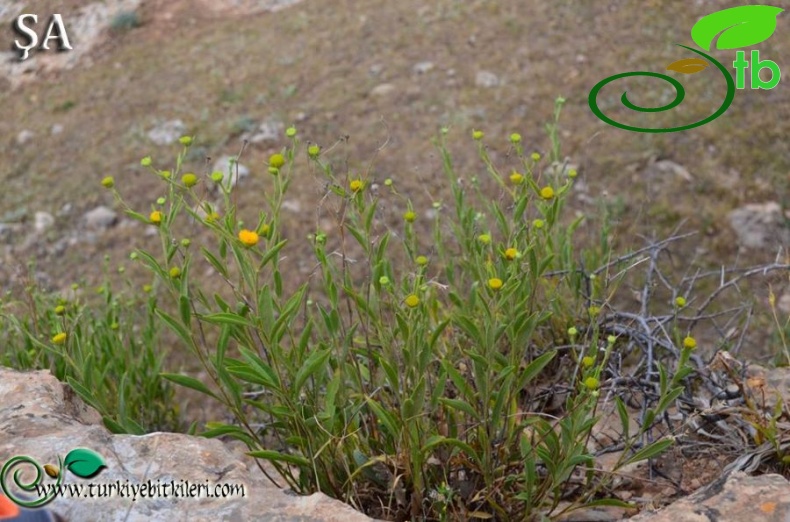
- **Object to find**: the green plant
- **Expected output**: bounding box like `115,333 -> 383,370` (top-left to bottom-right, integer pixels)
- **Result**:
99,98 -> 698,520
110,11 -> 141,32
0,262 -> 178,434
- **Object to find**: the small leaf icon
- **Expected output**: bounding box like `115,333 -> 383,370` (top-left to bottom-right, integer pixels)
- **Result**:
691,5 -> 783,51
666,58 -> 709,74
63,449 -> 106,479
43,464 -> 60,479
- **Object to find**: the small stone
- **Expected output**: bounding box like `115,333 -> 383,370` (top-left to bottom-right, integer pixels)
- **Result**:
728,202 -> 790,250
51,124 -> 64,135
413,61 -> 435,74
147,119 -> 186,146
34,211 -> 54,233
82,206 -> 117,230
211,155 -> 250,189
369,64 -> 384,76
243,119 -> 284,144
475,70 -> 500,88
16,129 -> 34,145
645,159 -> 693,182
370,83 -> 396,97
281,200 -> 302,213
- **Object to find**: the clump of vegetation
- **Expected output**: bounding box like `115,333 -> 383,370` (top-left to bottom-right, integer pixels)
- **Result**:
0,262 -> 178,434
2,99 -> 789,520
109,10 -> 141,32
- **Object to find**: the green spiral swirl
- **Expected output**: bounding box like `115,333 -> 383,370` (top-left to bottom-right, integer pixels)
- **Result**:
588,44 -> 736,133
0,455 -> 62,508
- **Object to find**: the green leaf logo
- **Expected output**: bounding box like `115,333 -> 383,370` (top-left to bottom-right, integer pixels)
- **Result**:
63,449 -> 106,479
691,5 -> 783,51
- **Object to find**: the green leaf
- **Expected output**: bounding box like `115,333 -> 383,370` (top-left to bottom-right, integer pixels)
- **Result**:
65,377 -> 101,412
421,435 -> 481,467
236,347 -> 281,388
178,295 -> 191,326
213,293 -> 231,312
691,5 -> 783,51
654,386 -> 684,418
201,312 -> 253,328
155,309 -> 193,348
365,397 -> 400,439
102,416 -> 125,434
454,316 -> 482,345
216,325 -> 231,365
161,373 -> 220,401
201,247 -> 228,278
375,232 -> 390,264
615,396 -> 630,440
293,347 -> 331,394
443,359 -> 475,402
258,239 -> 288,270
63,448 -> 106,479
247,450 -> 310,467
439,398 -> 481,421
201,423 -> 256,446
516,350 -> 556,391
623,438 -> 674,466
123,209 -> 153,226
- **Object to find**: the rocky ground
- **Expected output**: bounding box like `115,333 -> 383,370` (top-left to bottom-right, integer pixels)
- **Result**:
1,0 -> 790,520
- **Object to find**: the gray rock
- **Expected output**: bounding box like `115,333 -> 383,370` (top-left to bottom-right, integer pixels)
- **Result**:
413,61 -> 434,74
644,159 -> 693,182
34,211 -> 55,233
281,200 -> 302,213
147,119 -> 186,146
631,472 -> 790,521
728,202 -> 790,250
475,70 -> 500,88
16,129 -> 34,145
243,119 -> 284,144
370,83 -> 396,97
51,124 -> 64,135
211,155 -> 250,189
1,1 -> 145,90
83,206 -> 118,229
0,368 -> 376,522
544,160 -> 580,179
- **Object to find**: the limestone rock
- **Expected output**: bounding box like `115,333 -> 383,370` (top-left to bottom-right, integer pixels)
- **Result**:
16,129 -> 34,145
0,368 -> 377,522
370,83 -> 396,97
82,206 -> 118,229
413,61 -> 434,74
147,119 -> 186,146
475,70 -> 500,88
728,202 -> 790,250
34,211 -> 55,233
631,472 -> 790,522
211,155 -> 250,189
242,119 -> 284,144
